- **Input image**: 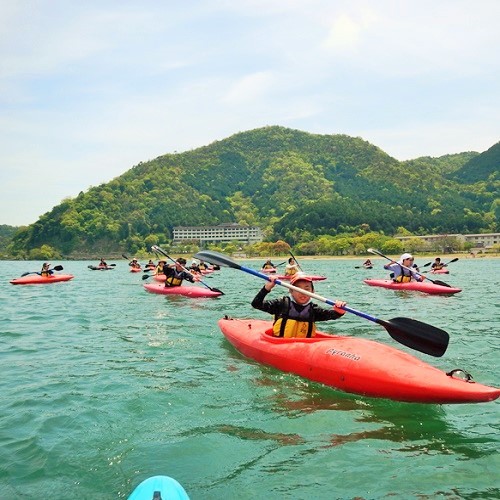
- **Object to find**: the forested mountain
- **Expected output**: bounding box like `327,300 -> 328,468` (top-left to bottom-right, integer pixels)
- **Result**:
0,225 -> 18,257
450,141 -> 500,183
9,126 -> 499,257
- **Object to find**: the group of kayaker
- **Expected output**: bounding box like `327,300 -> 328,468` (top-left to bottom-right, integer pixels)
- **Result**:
261,257 -> 300,276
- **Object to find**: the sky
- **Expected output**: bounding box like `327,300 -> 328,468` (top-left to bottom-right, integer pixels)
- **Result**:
1,1 -> 499,226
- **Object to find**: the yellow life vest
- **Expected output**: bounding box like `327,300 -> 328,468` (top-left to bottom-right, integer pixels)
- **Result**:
165,270 -> 183,287
395,274 -> 412,283
272,297 -> 316,338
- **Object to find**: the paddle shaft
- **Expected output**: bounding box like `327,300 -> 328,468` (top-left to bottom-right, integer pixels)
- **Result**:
288,250 -> 303,272
194,250 -> 450,357
21,265 -> 64,277
206,261 -> 395,324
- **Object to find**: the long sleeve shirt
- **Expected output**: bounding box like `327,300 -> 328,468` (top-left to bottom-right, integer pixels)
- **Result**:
251,287 -> 344,322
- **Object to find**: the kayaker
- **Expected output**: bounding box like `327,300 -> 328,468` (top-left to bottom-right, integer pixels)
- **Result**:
129,258 -> 141,269
262,259 -> 276,270
363,259 -> 373,268
251,273 -> 346,338
154,260 -> 167,275
384,253 -> 425,283
162,258 -> 197,287
198,260 -> 209,271
40,262 -> 53,277
98,258 -> 108,268
146,259 -> 156,269
431,257 -> 445,270
284,257 -> 299,276
190,261 -> 201,273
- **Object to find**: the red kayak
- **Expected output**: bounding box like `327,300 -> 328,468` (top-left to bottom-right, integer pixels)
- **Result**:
431,269 -> 450,274
261,268 -> 277,274
364,279 -> 461,295
10,274 -> 74,285
143,283 -> 222,298
130,267 -> 142,273
218,318 -> 499,404
276,274 -> 327,281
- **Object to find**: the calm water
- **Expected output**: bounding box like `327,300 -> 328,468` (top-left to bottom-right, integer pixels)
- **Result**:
1,257 -> 498,499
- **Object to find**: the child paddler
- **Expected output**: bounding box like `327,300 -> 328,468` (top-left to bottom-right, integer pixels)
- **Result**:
162,258 -> 197,287
251,273 -> 346,338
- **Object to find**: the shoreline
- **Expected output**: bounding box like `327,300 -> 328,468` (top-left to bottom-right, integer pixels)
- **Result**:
241,252 -> 497,262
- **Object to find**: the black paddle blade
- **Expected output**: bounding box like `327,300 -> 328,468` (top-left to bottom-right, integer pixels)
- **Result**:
142,274 -> 151,280
428,278 -> 451,287
378,317 -> 449,357
53,265 -> 63,271
122,254 -> 129,260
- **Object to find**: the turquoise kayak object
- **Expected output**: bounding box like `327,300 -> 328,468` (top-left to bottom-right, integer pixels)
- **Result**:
128,475 -> 189,499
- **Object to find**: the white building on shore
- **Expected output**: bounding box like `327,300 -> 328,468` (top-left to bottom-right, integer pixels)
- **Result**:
395,233 -> 499,251
173,223 -> 263,245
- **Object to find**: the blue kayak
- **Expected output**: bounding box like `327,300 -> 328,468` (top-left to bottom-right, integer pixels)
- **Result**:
128,475 -> 189,499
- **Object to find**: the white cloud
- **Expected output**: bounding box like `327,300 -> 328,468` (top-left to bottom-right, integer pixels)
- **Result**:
222,71 -> 276,104
0,0 -> 499,225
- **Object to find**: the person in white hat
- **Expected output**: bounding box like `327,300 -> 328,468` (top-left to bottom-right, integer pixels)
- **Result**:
383,253 -> 424,283
251,273 -> 346,338
40,262 -> 53,277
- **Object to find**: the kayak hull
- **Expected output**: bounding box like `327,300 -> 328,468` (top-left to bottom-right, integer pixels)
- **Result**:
88,266 -> 114,271
218,318 -> 499,404
431,269 -> 449,274
144,283 -> 222,298
10,274 -> 74,285
262,268 -> 277,274
364,279 -> 461,295
128,475 -> 189,499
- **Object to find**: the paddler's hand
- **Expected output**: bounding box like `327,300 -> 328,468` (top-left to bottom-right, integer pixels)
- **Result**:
264,276 -> 277,291
333,300 -> 346,315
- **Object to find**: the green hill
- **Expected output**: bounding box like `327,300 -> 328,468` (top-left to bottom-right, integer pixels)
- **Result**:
8,126 -> 498,257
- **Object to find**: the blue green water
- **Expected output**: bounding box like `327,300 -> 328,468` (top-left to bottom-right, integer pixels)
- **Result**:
1,257 -> 498,499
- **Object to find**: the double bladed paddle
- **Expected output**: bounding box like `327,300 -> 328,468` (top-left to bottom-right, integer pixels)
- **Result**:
367,248 -> 452,288
21,265 -> 64,277
151,245 -> 224,295
422,257 -> 459,270
288,250 -> 303,272
194,250 -> 449,357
